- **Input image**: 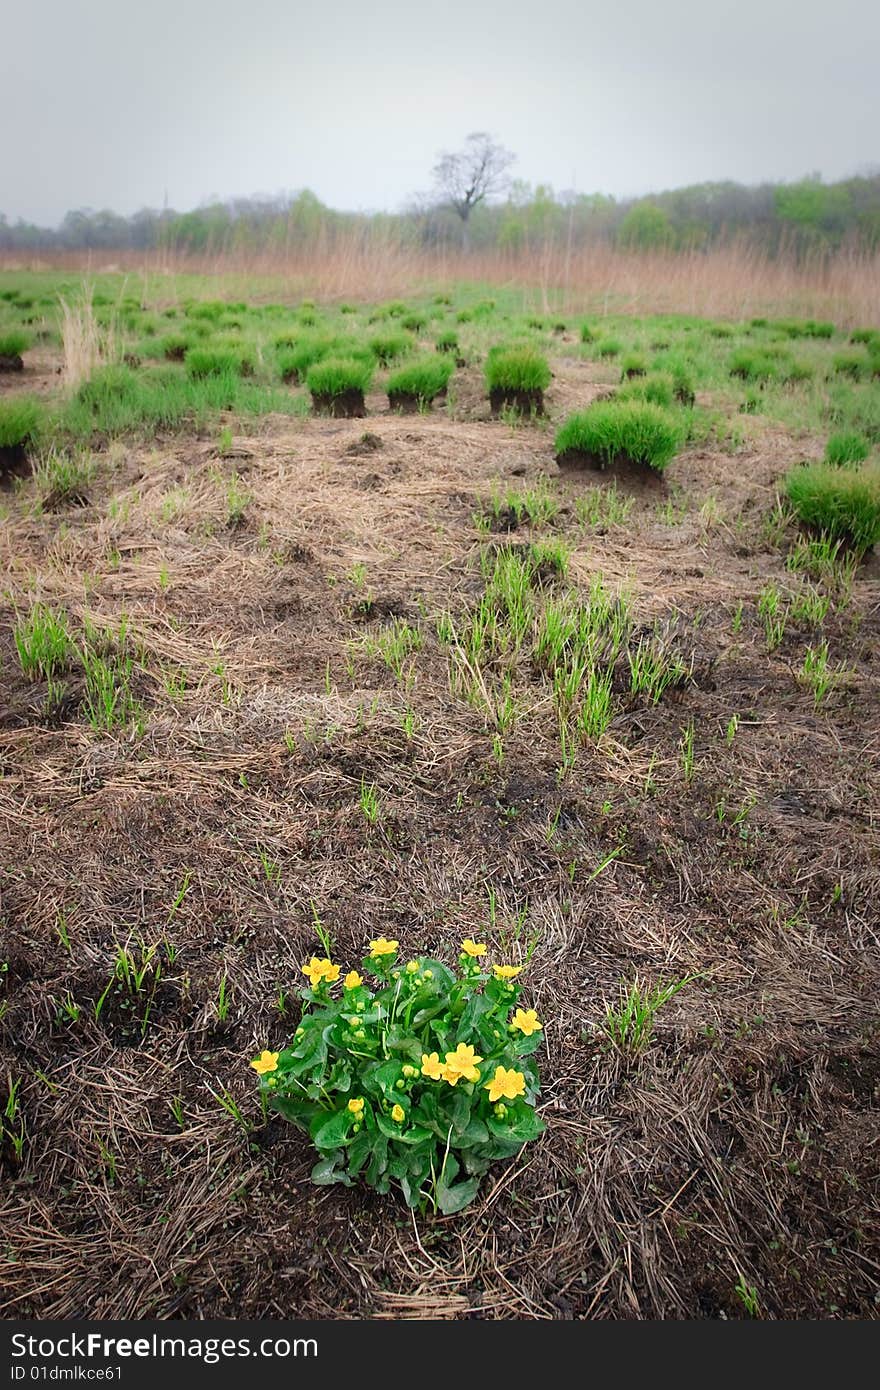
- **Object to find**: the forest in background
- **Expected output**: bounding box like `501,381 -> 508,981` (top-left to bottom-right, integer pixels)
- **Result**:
3,171 -> 880,259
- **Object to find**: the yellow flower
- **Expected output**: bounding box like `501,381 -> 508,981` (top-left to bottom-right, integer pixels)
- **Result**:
511,1008 -> 542,1036
443,1042 -> 483,1085
460,939 -> 487,958
492,964 -> 522,980
485,1065 -> 527,1104
405,960 -> 419,974
301,956 -> 339,987
368,937 -> 398,958
344,971 -> 364,989
347,1097 -> 364,1115
391,1103 -> 405,1123
421,1052 -> 444,1080
250,1050 -> 279,1075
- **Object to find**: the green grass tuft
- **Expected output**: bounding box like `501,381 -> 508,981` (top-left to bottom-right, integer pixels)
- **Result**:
0,329 -> 30,357
306,357 -> 373,397
729,347 -> 784,383
620,352 -> 648,380
0,396 -> 42,448
14,604 -> 72,680
825,432 -> 870,467
485,347 -> 551,393
387,356 -> 453,405
784,462 -> 880,554
276,335 -> 335,382
555,400 -> 680,473
368,333 -> 414,366
185,344 -> 255,378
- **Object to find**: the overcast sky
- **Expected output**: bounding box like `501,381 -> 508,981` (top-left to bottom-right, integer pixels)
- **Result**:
2,0 -> 878,225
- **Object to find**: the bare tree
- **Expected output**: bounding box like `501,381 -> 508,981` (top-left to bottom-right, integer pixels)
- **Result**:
432,132 -> 516,248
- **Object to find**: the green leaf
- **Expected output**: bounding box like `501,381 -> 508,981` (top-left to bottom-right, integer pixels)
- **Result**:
451,1088 -> 472,1136
268,1095 -> 320,1130
437,1174 -> 480,1214
347,1128 -> 373,1175
460,1115 -> 489,1144
366,1135 -> 388,1184
487,1109 -> 545,1143
312,1107 -> 353,1150
311,1151 -> 351,1186
363,1059 -> 402,1098
458,992 -> 494,1037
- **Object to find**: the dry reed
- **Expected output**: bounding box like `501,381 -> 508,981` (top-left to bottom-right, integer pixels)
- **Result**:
5,234 -> 880,325
58,286 -> 117,392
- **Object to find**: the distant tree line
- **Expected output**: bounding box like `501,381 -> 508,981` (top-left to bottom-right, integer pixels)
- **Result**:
3,172 -> 880,258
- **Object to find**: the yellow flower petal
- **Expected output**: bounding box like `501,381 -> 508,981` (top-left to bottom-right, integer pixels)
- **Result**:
492,964 -> 522,980
344,971 -> 364,989
250,1050 -> 279,1075
461,938 -> 487,957
484,1065 -> 527,1103
301,956 -> 339,986
443,1042 -> 483,1083
347,1097 -> 364,1114
511,1008 -> 542,1036
391,1103 -> 405,1123
421,1052 -> 444,1080
368,937 -> 399,958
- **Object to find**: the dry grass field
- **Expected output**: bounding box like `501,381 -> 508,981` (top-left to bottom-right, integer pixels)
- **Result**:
0,271 -> 878,1319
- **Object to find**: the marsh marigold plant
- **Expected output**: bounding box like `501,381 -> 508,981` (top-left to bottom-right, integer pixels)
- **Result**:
250,937 -> 545,1212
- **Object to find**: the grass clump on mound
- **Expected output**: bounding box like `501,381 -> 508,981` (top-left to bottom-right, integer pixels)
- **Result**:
825,432 -> 870,467
555,400 -> 679,474
619,373 -> 676,409
580,321 -> 596,343
729,347 -> 784,383
595,338 -> 623,359
368,333 -> 413,366
620,351 -> 648,380
435,329 -> 458,354
276,336 -> 335,383
1,395 -> 43,481
775,318 -> 835,340
185,344 -> 255,379
306,357 -> 373,417
784,462 -> 880,554
387,357 -> 454,411
0,396 -> 42,453
485,346 -> 551,415
0,328 -> 30,362
831,351 -> 869,381
150,333 -> 196,362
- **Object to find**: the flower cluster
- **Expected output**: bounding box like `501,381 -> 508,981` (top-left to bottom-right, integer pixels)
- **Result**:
250,935 -> 545,1213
